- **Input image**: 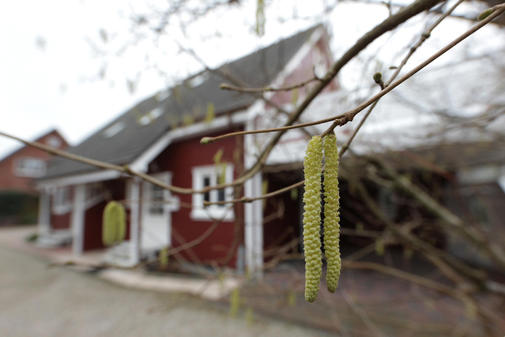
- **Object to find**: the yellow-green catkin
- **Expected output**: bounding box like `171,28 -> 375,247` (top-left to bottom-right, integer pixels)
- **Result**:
229,288 -> 240,317
102,201 -> 126,246
303,135 -> 323,302
323,133 -> 341,292
159,247 -> 169,268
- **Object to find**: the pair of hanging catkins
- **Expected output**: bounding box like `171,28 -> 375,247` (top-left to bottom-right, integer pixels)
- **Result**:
303,133 -> 341,302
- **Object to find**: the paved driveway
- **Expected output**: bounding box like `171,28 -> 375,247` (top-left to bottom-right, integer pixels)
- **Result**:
0,244 -> 330,337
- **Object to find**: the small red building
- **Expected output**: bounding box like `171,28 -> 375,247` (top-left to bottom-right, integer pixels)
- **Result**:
36,25 -> 338,274
0,129 -> 67,225
0,129 -> 67,193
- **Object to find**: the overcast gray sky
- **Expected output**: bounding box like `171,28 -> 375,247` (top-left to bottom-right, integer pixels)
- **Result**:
0,0 -> 497,159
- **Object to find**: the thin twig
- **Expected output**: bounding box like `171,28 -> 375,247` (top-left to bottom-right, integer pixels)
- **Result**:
202,4 -> 505,144
339,0 -> 465,156
203,180 -> 304,206
5,2 -> 503,208
341,290 -> 388,337
203,4 -> 505,205
219,76 -> 320,93
0,130 -> 227,195
199,0 -> 445,197
0,0 -> 446,202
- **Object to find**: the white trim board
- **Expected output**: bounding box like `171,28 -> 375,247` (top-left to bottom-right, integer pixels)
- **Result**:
71,184 -> 86,256
38,169 -> 121,189
130,109 -> 249,172
38,110 -> 249,189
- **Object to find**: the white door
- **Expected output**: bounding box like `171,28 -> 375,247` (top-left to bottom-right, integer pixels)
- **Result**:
141,172 -> 179,254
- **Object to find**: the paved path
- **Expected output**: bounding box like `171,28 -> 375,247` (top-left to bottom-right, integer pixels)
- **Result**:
0,240 -> 330,337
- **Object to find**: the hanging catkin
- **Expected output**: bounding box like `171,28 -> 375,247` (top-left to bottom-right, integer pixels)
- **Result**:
102,201 -> 126,246
303,136 -> 323,302
323,133 -> 341,292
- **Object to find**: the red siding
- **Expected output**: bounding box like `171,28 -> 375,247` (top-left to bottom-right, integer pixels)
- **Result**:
49,186 -> 73,230
82,179 -> 129,251
0,130 -> 68,193
83,200 -> 107,250
263,174 -> 301,259
50,212 -> 71,230
150,128 -> 244,268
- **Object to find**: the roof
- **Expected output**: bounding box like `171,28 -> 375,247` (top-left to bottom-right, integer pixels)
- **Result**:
43,25 -> 322,180
383,141 -> 505,172
0,128 -> 66,163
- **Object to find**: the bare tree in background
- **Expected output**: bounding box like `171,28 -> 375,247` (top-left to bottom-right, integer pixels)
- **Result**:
2,0 -> 505,336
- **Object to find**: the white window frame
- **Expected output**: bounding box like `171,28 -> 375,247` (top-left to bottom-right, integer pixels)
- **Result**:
52,186 -> 72,215
85,182 -> 105,209
14,157 -> 47,178
191,164 -> 234,221
146,172 -> 173,216
46,136 -> 62,148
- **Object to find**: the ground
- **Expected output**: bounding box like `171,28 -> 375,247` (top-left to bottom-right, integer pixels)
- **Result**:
0,244 -> 331,337
238,256 -> 495,337
0,227 -> 500,337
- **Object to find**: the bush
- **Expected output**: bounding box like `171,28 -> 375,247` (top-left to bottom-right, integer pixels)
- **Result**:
0,190 -> 39,225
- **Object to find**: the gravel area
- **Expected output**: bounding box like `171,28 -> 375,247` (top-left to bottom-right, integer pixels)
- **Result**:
0,244 -> 332,337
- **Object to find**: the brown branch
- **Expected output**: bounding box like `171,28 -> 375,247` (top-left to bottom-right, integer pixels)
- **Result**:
202,4 -> 505,145
203,3 -> 505,206
371,156 -> 505,269
344,243 -> 377,261
0,130 -> 233,196
343,260 -> 458,296
168,222 -> 220,256
219,76 -> 320,93
5,0 -> 473,211
198,0 -> 445,200
4,2 -> 503,213
339,0 -> 465,156
354,175 -> 487,281
341,227 -> 382,238
203,180 -> 304,206
341,290 -> 388,337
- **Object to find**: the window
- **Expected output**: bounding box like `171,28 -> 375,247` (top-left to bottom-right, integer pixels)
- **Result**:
155,89 -> 170,102
149,183 -> 166,215
46,136 -> 61,148
143,173 -> 177,216
52,187 -> 72,215
85,183 -> 104,208
103,121 -> 125,138
187,72 -> 209,88
138,107 -> 163,126
14,157 -> 46,177
191,164 -> 234,221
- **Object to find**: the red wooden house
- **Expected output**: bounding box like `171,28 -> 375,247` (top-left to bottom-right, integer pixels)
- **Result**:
36,25 -> 338,273
0,129 -> 67,225
0,129 -> 67,193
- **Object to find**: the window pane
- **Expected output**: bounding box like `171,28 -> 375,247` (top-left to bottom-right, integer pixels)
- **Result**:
150,184 -> 164,215
217,189 -> 225,203
203,176 -> 211,202
55,187 -> 70,207
15,158 -> 46,177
